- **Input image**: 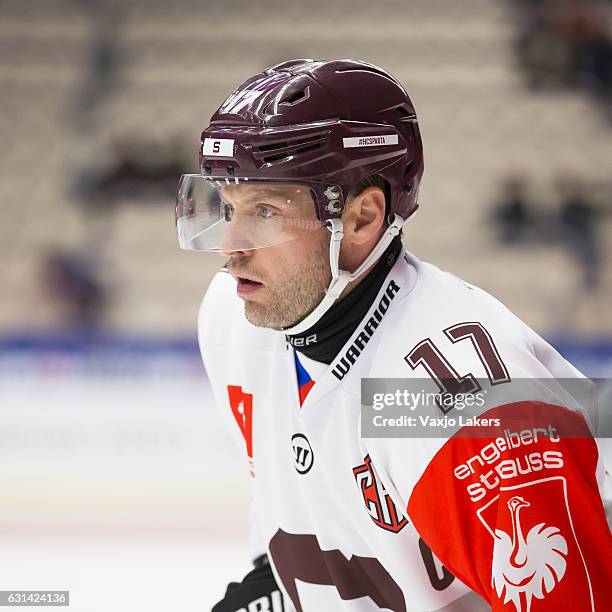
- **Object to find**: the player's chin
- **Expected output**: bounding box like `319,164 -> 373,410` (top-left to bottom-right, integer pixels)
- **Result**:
243,301 -> 294,330
243,302 -> 275,328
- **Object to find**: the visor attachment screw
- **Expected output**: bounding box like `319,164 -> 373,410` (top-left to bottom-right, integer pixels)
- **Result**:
324,185 -> 341,200
325,200 -> 343,214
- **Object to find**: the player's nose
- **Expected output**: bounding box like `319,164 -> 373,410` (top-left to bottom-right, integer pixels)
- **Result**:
220,246 -> 255,259
218,216 -> 256,256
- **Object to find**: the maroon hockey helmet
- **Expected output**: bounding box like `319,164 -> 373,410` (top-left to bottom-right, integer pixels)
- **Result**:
198,58 -> 424,222
177,59 -> 424,332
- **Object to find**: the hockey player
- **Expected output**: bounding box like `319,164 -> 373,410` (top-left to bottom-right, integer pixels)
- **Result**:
176,59 -> 611,611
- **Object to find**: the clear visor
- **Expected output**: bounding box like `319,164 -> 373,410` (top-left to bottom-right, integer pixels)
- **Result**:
176,174 -> 325,252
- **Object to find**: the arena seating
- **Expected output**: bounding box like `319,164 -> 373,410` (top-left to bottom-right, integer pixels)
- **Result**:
0,0 -> 610,336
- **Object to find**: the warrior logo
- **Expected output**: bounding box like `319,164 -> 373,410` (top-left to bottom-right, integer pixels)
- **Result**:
331,280 -> 400,381
491,495 -> 568,612
353,454 -> 407,533
291,433 -> 314,474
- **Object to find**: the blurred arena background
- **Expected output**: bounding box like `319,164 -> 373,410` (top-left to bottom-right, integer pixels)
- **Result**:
0,0 -> 611,610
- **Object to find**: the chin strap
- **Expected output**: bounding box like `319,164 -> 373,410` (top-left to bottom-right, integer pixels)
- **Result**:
282,214 -> 404,335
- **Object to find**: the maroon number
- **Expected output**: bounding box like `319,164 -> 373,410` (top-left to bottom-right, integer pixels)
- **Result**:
212,141 -> 221,154
405,338 -> 481,413
444,322 -> 510,385
405,321 -> 510,412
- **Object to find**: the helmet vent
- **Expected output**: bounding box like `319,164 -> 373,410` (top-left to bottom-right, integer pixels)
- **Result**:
263,87 -> 310,117
257,141 -> 289,152
251,132 -> 327,165
264,143 -> 322,163
279,86 -> 310,107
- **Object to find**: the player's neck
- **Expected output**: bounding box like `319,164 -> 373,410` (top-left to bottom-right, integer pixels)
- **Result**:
286,236 -> 402,364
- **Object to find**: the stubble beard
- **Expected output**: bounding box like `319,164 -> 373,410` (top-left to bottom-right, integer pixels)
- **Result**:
239,237 -> 331,330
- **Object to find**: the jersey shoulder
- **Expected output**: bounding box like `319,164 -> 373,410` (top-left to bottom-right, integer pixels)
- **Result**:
369,252 -> 581,380
361,255 -> 589,516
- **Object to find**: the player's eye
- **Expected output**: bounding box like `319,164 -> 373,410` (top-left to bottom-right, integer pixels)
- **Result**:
221,201 -> 234,222
256,205 -> 276,219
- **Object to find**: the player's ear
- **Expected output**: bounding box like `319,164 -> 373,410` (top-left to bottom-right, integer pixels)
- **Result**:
341,186 -> 386,245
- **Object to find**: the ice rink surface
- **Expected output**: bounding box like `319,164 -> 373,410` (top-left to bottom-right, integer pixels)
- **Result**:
0,344 -> 251,611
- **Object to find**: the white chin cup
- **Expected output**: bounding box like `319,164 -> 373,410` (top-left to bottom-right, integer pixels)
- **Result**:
282,214 -> 404,335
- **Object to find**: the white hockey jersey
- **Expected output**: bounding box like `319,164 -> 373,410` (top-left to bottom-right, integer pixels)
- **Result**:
198,250 -> 611,611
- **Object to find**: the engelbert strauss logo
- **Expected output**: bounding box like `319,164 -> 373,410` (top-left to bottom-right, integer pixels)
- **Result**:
491,494 -> 568,612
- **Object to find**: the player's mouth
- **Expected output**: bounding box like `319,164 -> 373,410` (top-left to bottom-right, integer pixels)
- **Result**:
236,275 -> 264,294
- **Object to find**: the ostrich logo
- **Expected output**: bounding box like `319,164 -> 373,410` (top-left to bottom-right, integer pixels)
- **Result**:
492,496 -> 568,612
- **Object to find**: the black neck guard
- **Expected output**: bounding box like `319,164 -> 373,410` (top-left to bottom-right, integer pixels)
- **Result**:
286,237 -> 402,364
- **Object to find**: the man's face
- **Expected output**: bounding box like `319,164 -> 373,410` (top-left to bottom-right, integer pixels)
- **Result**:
220,183 -> 331,330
